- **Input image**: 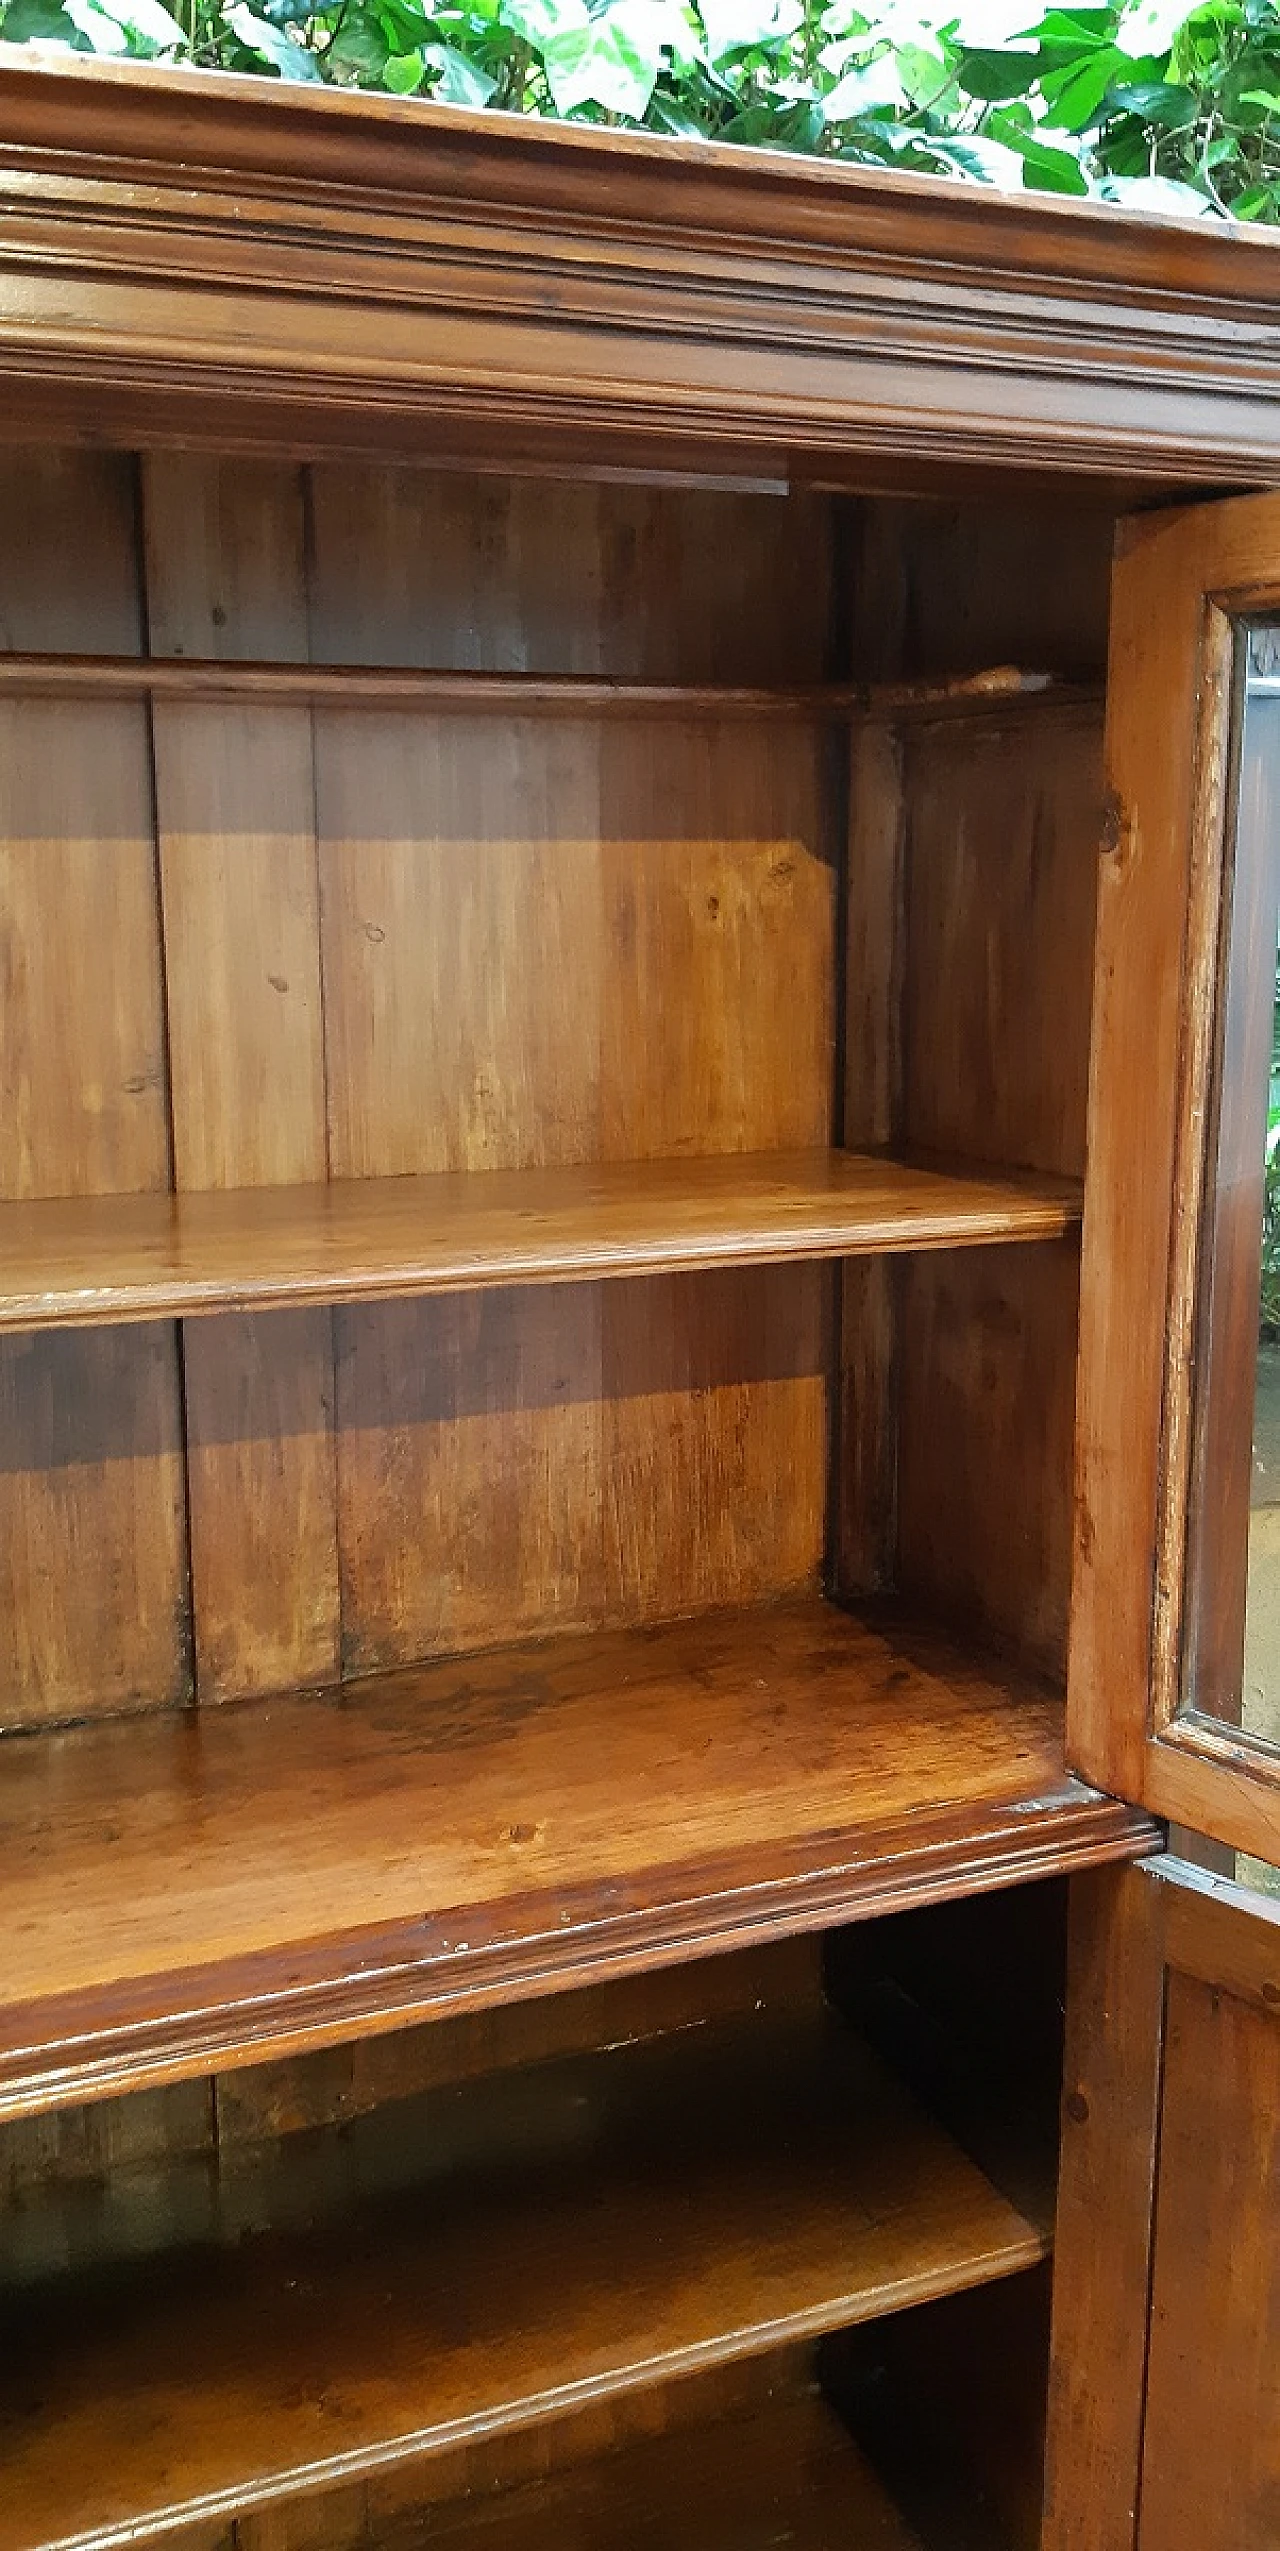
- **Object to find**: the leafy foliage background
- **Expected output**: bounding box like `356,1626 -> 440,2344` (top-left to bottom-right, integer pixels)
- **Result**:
3,0 -> 1280,217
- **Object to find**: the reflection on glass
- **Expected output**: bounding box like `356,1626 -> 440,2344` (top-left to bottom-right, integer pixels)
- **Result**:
1182,625 -> 1280,1888
1237,631 -> 1280,1773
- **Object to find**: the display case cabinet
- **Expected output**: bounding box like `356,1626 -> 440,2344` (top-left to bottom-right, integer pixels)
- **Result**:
0,52 -> 1274,2551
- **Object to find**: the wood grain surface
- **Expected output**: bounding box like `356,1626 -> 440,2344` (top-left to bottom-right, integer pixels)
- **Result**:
0,1595 -> 1156,2119
0,449 -> 188,1731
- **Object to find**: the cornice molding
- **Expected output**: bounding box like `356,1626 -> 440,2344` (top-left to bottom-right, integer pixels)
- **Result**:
1,51 -> 1280,481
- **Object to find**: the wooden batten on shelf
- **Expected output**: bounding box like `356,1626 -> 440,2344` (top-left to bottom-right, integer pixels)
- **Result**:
0,52 -> 1276,2551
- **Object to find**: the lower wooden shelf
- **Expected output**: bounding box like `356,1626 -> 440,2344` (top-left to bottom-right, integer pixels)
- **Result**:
0,2009 -> 1052,2551
0,1596 -> 1159,2119
395,2386 -> 930,2551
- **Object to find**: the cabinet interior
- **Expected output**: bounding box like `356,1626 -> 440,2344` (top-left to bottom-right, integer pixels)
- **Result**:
0,443 -> 1133,2547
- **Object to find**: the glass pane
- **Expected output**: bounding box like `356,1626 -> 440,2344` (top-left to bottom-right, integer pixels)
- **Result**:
1182,624 -> 1280,1802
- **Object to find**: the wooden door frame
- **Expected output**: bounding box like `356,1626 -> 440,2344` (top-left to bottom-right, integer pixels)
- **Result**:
1042,1855 -> 1280,2551
1071,492 -> 1280,1866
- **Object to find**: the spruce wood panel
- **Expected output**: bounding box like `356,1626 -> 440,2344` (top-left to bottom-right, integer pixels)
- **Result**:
300,468 -> 834,684
309,465 -> 834,1668
0,450 -> 188,1730
897,1243 -> 1083,1681
0,1152 -> 1084,1330
0,1598 -> 1157,2117
0,2011 -> 1053,2550
372,2389 -> 928,2551
311,720 -> 831,1178
142,452 -> 342,1706
333,1283 -> 609,1670
331,1266 -> 828,1672
893,699 -> 1103,1683
900,704 -> 1102,1183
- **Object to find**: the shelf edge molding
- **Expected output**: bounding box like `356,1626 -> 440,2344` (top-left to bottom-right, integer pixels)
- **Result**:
0,1779 -> 1159,2125
0,1150 -> 1084,1333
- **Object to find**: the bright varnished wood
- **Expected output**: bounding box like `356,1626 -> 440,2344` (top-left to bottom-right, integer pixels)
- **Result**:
0,2008 -> 1051,2551
0,1596 -> 1155,2118
0,1152 -> 1082,1333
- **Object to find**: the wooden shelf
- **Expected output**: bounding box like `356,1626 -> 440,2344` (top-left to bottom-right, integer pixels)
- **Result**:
0,2009 -> 1052,2551
0,1151 -> 1082,1332
380,2387 -> 931,2551
0,1597 -> 1159,2119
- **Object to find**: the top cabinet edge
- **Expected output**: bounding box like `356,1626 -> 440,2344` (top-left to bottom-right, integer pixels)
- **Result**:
2,51 -> 1280,483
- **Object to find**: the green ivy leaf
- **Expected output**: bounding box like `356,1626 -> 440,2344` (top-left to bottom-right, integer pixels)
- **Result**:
1114,0 -> 1192,55
895,32 -> 949,94
1042,40 -> 1125,122
501,0 -> 585,46
1109,75 -> 1196,114
988,100 -> 1092,181
383,38 -> 426,79
224,0 -> 323,70
1233,176 -> 1280,213
71,0 -> 186,43
698,0 -> 802,58
822,46 -> 907,105
957,41 -> 1038,93
325,9 -> 391,69
0,0 -> 79,36
541,0 -> 674,113
1099,171 -> 1212,209
423,29 -> 498,88
62,0 -> 128,48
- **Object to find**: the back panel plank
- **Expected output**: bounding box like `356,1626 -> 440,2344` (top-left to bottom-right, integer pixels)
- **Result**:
0,449 -> 186,1726
308,468 -> 837,1664
142,453 -> 340,1703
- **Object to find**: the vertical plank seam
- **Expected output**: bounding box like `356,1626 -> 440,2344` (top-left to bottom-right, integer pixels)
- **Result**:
134,449 -> 200,1711
823,499 -> 855,1602
303,462 -> 346,1682
886,739 -> 908,1594
1129,1945 -> 1174,2551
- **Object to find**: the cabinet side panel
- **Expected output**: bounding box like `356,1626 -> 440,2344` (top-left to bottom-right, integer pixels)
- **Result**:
141,453 -> 341,1704
0,448 -> 188,1726
895,703 -> 1103,1677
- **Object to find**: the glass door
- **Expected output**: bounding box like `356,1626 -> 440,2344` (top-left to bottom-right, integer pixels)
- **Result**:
1071,494 -> 1280,1870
